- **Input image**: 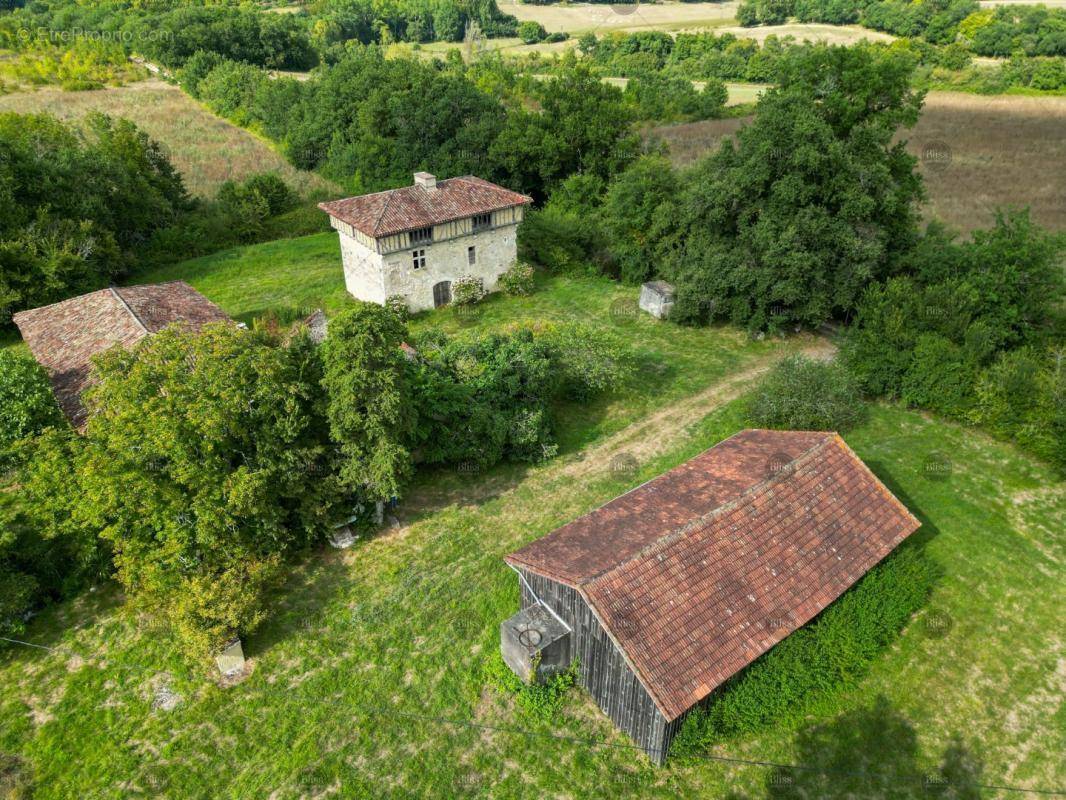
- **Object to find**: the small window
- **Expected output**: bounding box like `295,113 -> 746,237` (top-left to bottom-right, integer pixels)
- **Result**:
412,248 -> 426,270
472,213 -> 491,232
467,245 -> 476,266
410,227 -> 433,245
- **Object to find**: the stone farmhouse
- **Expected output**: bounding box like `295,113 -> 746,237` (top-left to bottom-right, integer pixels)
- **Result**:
502,429 -> 921,763
12,281 -> 230,430
319,173 -> 532,312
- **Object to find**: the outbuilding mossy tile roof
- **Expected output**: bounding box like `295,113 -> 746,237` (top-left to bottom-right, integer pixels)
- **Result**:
505,429 -> 921,721
13,282 -> 230,429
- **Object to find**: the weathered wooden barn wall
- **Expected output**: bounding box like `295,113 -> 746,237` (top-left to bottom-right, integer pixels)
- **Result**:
518,569 -> 685,763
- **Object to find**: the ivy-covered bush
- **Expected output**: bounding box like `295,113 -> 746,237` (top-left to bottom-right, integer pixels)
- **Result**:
670,544 -> 937,757
746,355 -> 867,432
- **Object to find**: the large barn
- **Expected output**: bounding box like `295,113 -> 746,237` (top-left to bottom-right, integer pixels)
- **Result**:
502,429 -> 921,763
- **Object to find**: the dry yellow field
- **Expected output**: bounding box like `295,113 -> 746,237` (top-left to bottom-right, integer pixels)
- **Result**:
502,0 -> 738,34
716,22 -> 895,44
0,80 -> 338,198
649,91 -> 1066,235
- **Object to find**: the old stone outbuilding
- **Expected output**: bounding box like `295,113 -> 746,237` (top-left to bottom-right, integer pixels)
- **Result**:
12,281 -> 231,430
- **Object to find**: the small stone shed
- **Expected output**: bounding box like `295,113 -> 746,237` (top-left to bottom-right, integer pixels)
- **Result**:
502,429 -> 921,763
639,281 -> 675,319
12,281 -> 230,430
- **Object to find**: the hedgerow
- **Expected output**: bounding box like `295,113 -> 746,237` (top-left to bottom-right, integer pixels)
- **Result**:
670,544 -> 937,757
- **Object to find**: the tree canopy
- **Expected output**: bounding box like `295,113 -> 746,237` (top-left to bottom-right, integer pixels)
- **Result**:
656,44 -> 925,330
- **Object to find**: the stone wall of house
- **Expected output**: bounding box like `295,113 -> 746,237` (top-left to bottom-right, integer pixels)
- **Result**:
338,231 -> 388,305
338,220 -> 520,312
382,224 -> 518,311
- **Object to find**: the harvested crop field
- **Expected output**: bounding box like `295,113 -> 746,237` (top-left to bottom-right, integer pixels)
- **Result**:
649,91 -> 1066,235
716,22 -> 894,44
503,0 -> 738,34
0,80 -> 338,199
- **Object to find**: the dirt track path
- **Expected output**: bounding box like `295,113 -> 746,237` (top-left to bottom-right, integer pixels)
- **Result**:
399,336 -> 836,521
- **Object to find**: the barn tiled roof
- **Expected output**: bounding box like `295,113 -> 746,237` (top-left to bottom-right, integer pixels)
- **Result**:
318,175 -> 532,239
12,282 -> 230,429
505,429 -> 921,721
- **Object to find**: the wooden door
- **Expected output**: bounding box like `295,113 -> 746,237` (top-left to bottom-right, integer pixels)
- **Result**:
433,281 -> 451,308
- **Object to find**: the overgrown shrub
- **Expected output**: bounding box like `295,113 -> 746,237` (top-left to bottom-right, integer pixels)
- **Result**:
518,20 -> 547,44
407,323 -> 632,468
671,544 -> 937,756
746,355 -> 867,432
971,347 -> 1066,469
498,262 -> 536,296
452,275 -> 486,306
385,294 -> 411,322
0,351 -> 64,462
483,651 -> 578,719
535,322 -> 635,401
217,173 -> 299,242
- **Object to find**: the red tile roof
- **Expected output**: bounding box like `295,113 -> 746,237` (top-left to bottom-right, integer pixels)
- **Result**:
318,175 -> 532,239
12,282 -> 230,429
505,429 -> 921,721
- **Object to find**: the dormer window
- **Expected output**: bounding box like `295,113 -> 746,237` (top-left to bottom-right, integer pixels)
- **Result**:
410,227 -> 433,245
472,213 -> 492,232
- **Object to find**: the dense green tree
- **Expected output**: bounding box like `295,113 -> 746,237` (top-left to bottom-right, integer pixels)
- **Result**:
0,351 -> 64,462
321,303 -> 414,502
0,112 -> 188,321
138,6 -> 318,70
599,156 -> 678,284
2,428 -> 109,638
69,323 -> 341,654
657,44 -> 925,330
488,63 -> 639,201
842,210 -> 1065,454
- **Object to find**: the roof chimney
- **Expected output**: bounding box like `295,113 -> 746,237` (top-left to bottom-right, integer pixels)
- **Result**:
414,172 -> 437,192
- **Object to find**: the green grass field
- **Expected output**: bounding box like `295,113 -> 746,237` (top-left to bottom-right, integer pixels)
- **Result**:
0,232 -> 1063,797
